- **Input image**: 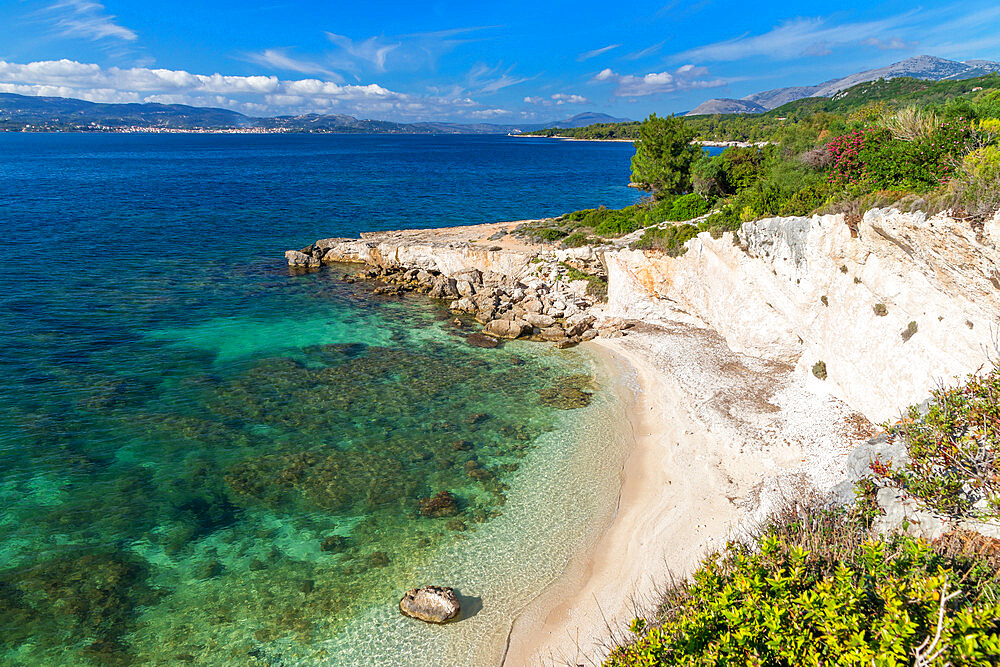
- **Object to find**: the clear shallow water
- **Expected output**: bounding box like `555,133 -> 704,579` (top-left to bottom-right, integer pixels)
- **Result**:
0,134 -> 637,665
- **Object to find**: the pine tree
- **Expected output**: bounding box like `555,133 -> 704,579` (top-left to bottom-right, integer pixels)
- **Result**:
630,113 -> 698,197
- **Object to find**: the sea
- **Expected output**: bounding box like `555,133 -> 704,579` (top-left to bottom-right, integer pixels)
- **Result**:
0,134 -> 641,665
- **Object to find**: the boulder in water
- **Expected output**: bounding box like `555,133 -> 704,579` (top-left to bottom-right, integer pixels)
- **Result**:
399,585 -> 461,624
285,250 -> 320,268
466,332 -> 500,349
418,491 -> 459,517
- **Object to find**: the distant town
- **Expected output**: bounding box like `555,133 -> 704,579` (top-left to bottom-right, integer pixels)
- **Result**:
4,123 -> 290,133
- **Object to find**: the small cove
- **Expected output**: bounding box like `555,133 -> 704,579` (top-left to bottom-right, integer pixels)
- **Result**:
0,133 -> 638,664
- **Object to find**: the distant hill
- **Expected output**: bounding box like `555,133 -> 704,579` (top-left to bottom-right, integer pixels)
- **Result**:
0,92 -> 629,134
686,55 -> 1000,116
0,93 -> 251,128
683,99 -> 766,116
548,112 -> 631,128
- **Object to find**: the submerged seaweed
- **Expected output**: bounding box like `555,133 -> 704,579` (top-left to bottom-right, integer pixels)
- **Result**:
0,272 -> 597,664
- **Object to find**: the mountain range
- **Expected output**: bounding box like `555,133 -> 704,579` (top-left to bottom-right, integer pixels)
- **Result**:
686,55 -> 1000,116
0,94 -> 628,134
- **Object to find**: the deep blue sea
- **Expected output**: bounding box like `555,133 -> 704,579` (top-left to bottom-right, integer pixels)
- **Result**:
0,134 -> 639,665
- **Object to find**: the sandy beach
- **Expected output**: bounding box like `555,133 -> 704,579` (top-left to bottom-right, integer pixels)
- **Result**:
503,321 -> 876,665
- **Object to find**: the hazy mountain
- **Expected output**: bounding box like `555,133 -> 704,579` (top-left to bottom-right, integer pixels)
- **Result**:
686,55 -> 1000,116
684,98 -> 767,116
0,93 -> 250,128
548,112 -> 631,128
0,92 -> 630,134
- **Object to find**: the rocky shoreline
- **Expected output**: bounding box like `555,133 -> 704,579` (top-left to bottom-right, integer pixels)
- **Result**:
285,222 -> 631,350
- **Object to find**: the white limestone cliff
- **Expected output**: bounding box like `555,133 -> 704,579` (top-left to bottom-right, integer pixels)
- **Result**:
603,208 -> 1000,423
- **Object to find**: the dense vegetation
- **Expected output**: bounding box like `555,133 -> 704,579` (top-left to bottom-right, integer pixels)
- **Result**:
872,368 -> 1000,519
520,74 -> 1000,256
605,510 -> 1000,666
522,121 -> 641,140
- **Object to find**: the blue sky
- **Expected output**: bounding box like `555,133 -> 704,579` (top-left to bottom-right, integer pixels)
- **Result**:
1,1 -> 1000,123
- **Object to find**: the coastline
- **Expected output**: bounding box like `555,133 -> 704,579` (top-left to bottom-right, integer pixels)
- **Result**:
503,334 -> 739,666
287,218 -> 889,665
503,322 -> 871,665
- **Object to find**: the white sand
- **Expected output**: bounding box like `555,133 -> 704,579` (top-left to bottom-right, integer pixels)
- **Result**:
503,321 -> 876,665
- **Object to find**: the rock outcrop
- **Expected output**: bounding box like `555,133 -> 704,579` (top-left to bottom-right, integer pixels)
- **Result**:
604,209 -> 1000,423
288,225 -> 611,346
399,586 -> 461,624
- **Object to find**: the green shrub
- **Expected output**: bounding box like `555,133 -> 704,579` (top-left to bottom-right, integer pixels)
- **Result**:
692,154 -> 727,197
664,193 -> 711,221
594,209 -> 644,236
562,231 -> 593,248
560,263 -> 608,300
874,303 -> 888,316
812,360 -> 827,380
558,205 -> 651,237
902,320 -> 918,342
734,182 -> 788,222
631,224 -> 700,256
779,182 -> 831,216
605,512 -> 1000,667
963,145 -> 1000,182
871,368 -> 1000,518
532,227 -> 567,242
722,146 -> 768,191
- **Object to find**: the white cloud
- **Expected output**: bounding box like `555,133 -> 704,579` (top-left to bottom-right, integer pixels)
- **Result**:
468,108 -> 509,118
551,93 -> 588,105
624,42 -> 665,61
0,58 -> 521,121
860,37 -> 919,51
43,0 -> 137,42
671,12 -> 937,63
244,49 -> 344,82
523,93 -> 588,107
592,65 -> 726,97
577,44 -> 621,62
325,33 -> 399,72
466,62 -> 535,93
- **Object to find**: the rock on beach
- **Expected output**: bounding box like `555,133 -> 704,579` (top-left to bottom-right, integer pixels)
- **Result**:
399,585 -> 461,624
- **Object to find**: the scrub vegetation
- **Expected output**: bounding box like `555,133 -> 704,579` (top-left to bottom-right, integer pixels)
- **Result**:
521,75 -> 1000,256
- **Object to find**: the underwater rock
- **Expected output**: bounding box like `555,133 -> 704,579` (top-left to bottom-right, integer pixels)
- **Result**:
418,491 -> 459,517
320,535 -> 348,553
195,559 -> 225,579
0,550 -> 158,659
465,332 -> 499,348
399,585 -> 461,624
369,551 -> 390,568
538,376 -> 594,409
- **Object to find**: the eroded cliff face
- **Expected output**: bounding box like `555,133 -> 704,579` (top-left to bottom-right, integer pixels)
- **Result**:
604,209 -> 1000,422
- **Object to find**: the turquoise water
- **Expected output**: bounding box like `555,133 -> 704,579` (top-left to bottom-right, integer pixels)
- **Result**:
0,134 -> 637,664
